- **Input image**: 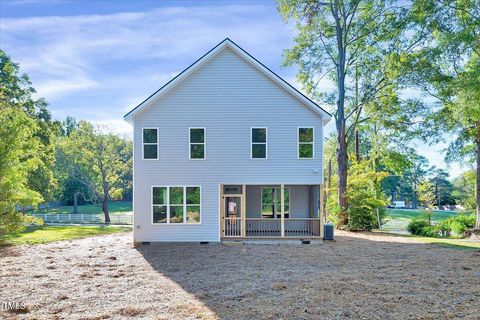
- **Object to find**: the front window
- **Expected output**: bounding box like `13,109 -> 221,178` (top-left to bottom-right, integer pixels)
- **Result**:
298,127 -> 314,159
251,128 -> 267,159
261,187 -> 290,218
143,128 -> 158,159
190,128 -> 205,159
152,186 -> 201,224
186,187 -> 201,223
169,187 -> 184,223
152,187 -> 167,223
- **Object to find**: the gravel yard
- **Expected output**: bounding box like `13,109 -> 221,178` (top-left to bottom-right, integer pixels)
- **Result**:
1,231 -> 479,320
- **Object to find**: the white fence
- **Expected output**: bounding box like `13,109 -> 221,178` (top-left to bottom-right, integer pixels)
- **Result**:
27,213 -> 133,225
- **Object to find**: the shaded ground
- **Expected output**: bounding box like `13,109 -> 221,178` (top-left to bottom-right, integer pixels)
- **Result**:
1,231 -> 479,320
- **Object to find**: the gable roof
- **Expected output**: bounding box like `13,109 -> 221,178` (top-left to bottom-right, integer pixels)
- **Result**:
124,38 -> 332,124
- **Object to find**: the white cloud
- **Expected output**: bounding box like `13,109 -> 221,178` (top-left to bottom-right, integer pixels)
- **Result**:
34,76 -> 97,98
1,3 -> 294,109
91,119 -> 132,137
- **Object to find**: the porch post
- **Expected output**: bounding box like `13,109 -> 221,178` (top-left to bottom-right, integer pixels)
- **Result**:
220,184 -> 224,238
320,184 -> 324,238
281,184 -> 285,237
241,184 -> 246,238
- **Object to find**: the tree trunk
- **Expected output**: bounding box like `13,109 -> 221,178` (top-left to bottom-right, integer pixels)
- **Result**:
73,192 -> 79,214
336,44 -> 348,225
354,130 -> 360,161
337,126 -> 348,225
325,158 -> 332,217
413,189 -> 417,209
476,124 -> 480,229
102,197 -> 111,224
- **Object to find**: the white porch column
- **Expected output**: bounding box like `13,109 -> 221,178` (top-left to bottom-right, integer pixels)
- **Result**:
220,185 -> 224,238
320,184 -> 324,238
281,184 -> 285,238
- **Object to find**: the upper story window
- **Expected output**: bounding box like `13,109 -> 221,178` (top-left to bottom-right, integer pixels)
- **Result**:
298,127 -> 314,159
189,128 -> 205,159
143,128 -> 158,160
251,128 -> 267,159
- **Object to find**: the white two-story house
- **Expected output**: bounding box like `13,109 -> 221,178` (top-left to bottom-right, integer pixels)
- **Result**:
124,38 -> 331,243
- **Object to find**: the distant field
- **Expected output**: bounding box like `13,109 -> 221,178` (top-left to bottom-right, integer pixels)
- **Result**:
383,208 -> 458,233
30,201 -> 132,215
387,208 -> 457,221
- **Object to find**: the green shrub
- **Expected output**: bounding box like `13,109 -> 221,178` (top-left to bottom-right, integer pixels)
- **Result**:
407,219 -> 429,235
407,214 -> 476,238
446,214 -> 475,235
435,219 -> 451,237
419,226 -> 440,237
346,206 -> 377,231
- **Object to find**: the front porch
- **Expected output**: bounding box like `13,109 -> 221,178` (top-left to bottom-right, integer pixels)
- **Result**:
220,184 -> 324,240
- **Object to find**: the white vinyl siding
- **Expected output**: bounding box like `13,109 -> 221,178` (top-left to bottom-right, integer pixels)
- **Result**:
132,47 -> 324,242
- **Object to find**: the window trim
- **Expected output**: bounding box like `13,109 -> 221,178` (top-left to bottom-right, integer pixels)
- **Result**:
189,127 -> 206,160
151,185 -> 202,225
142,127 -> 159,160
250,127 -> 268,160
261,186 -> 291,218
297,126 -> 315,159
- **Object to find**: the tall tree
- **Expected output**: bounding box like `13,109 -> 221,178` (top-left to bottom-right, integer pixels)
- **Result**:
58,121 -> 132,223
452,170 -> 476,211
430,168 -> 454,207
405,0 -> 480,228
278,0 -> 425,225
0,50 -> 58,201
0,107 -> 43,238
418,179 -> 436,225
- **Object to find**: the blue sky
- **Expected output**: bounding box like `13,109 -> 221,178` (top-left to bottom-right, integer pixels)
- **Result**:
0,0 -> 468,177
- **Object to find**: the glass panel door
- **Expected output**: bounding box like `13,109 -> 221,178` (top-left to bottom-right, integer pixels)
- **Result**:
224,196 -> 242,237
225,196 -> 241,218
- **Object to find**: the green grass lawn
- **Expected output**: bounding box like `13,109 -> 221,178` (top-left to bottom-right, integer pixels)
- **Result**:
373,230 -> 480,250
31,200 -> 132,215
382,208 -> 459,234
2,225 -> 131,245
386,208 -> 457,221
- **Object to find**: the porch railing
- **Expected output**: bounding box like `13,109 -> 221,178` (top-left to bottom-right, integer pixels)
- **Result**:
224,217 -> 322,238
224,217 -> 242,237
246,218 -> 281,237
284,218 -> 321,237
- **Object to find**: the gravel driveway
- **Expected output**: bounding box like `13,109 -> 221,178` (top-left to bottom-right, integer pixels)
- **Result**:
1,231 -> 479,320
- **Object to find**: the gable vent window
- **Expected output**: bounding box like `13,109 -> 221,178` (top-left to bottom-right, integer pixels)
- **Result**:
298,127 -> 314,159
251,128 -> 267,159
189,128 -> 205,159
143,128 -> 158,160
